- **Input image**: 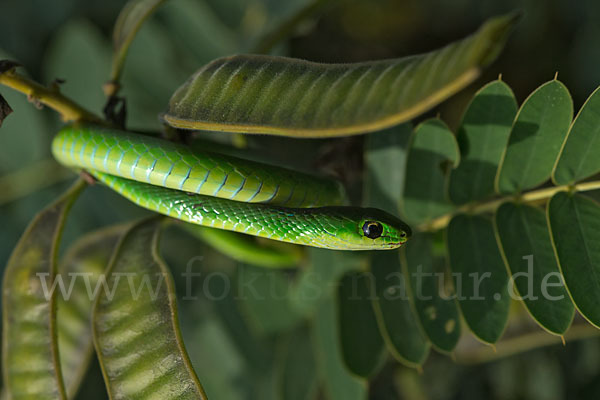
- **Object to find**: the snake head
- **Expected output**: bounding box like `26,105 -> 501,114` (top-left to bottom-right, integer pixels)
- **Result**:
321,207 -> 411,250
356,208 -> 412,249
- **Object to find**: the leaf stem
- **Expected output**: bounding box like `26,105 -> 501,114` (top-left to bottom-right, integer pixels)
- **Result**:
420,179 -> 600,231
0,68 -> 102,123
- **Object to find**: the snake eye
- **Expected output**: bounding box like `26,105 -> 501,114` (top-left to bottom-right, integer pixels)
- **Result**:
400,231 -> 407,238
362,221 -> 383,239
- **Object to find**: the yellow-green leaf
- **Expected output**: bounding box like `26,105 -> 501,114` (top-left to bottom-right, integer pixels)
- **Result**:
93,218 -> 207,399
57,225 -> 125,398
164,13 -> 518,137
553,85 -> 600,185
2,179 -> 85,400
448,79 -> 517,204
494,202 -> 574,335
495,80 -> 573,194
547,192 -> 600,328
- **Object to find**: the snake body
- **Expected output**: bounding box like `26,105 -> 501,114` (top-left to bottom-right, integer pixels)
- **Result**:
52,125 -> 411,250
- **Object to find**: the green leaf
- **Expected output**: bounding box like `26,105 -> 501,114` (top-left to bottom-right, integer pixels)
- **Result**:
181,224 -> 302,268
370,252 -> 430,367
402,118 -> 459,224
449,79 -> 517,204
277,325 -> 318,400
547,192 -> 600,327
553,85 -> 600,185
337,271 -> 385,377
364,123 -> 411,215
164,13 -> 518,137
92,218 -> 207,399
237,264 -> 303,334
57,225 -> 124,398
495,80 -> 573,194
494,203 -> 574,335
363,124 -> 429,366
313,294 -> 367,400
110,0 -> 168,83
446,214 -> 510,344
2,179 -> 85,399
402,233 -> 461,352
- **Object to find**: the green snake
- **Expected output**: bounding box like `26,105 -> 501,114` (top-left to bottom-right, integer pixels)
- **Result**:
52,124 -> 411,250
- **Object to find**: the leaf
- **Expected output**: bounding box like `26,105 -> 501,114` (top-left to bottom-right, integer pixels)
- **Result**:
57,225 -> 124,397
402,118 -> 459,224
364,123 -> 412,215
337,271 -> 385,377
494,202 -> 574,335
2,179 -> 85,399
277,325 -> 318,400
553,85 -> 600,185
363,125 -> 429,365
402,233 -> 461,352
370,251 -> 430,367
495,80 -> 573,194
313,294 -> 367,400
181,224 -> 302,268
446,214 -> 510,344
92,218 -> 207,399
547,192 -> 600,327
164,13 -> 518,137
237,264 -> 304,334
449,79 -> 517,204
110,0 -> 168,83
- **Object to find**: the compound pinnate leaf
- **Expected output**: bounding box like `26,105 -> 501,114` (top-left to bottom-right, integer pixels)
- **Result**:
449,80 -> 517,204
2,179 -> 85,400
548,192 -> 600,328
370,251 -> 430,367
553,86 -> 600,185
402,118 -> 459,224
111,0 -> 168,82
402,233 -> 461,353
165,14 -> 518,137
337,271 -> 385,377
57,225 -> 125,398
494,203 -> 574,335
495,80 -> 573,194
93,218 -> 207,399
447,214 -> 509,344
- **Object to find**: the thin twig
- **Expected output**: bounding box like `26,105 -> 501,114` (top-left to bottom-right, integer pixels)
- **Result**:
420,180 -> 600,231
0,68 -> 102,123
